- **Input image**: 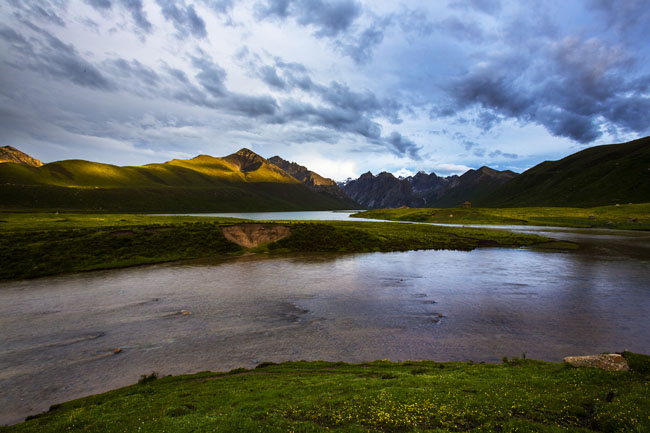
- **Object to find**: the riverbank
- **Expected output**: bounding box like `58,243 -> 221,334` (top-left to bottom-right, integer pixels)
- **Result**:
0,213 -> 560,280
353,203 -> 650,230
2,353 -> 649,432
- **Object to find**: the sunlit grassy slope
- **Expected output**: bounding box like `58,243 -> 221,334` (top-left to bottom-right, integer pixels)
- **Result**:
478,136 -> 650,207
3,354 -> 649,432
354,203 -> 650,230
0,150 -> 357,211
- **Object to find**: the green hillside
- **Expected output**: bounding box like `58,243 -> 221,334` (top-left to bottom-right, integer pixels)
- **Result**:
0,149 -> 356,212
477,136 -> 650,207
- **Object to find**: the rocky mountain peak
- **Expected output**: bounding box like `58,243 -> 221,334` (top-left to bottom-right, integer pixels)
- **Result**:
267,155 -> 356,205
0,146 -> 43,167
225,148 -> 267,172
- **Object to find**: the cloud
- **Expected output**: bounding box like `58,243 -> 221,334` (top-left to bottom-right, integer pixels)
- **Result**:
258,65 -> 286,89
83,0 -> 152,33
586,0 -> 650,33
432,163 -> 473,176
156,0 -> 207,39
102,58 -> 160,95
450,0 -> 502,15
255,0 -> 362,37
168,54 -> 280,117
335,16 -> 390,63
27,2 -> 67,27
385,131 -> 421,159
437,16 -> 486,43
1,26 -> 114,90
200,0 -> 233,14
488,149 -> 518,159
394,168 -> 415,178
254,0 -> 392,63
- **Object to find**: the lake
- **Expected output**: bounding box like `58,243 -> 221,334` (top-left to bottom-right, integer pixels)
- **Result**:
1,211 -> 649,425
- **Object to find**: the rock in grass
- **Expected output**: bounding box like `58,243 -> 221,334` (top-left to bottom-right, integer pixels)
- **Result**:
563,353 -> 629,371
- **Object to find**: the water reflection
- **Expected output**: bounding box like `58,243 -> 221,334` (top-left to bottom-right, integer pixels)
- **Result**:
0,228 -> 649,425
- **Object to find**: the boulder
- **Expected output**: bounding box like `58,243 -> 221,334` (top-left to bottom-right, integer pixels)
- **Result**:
563,353 -> 629,371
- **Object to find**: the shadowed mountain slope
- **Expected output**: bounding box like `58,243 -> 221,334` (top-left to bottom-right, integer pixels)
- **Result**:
477,136 -> 650,207
0,148 -> 354,212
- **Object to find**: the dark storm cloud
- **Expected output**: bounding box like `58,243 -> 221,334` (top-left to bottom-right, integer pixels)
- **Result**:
156,0 -> 207,39
83,0 -> 152,32
438,32 -> 650,143
255,0 -> 362,37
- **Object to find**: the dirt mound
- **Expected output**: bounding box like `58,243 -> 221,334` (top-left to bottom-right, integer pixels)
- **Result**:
221,224 -> 291,248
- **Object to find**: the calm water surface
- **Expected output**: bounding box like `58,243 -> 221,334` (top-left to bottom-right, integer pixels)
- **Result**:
1,213 -> 649,424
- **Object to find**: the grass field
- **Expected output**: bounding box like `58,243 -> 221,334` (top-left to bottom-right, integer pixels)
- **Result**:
353,203 -> 650,230
0,212 -> 557,280
2,353 -> 649,432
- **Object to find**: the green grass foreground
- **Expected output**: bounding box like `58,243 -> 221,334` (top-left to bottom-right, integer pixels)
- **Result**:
353,203 -> 650,230
0,213 -> 557,281
3,354 -> 650,432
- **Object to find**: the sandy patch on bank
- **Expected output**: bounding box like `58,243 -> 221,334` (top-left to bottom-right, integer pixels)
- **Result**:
221,224 -> 291,248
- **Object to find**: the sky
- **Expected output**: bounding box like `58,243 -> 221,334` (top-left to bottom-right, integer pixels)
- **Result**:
1,0 -> 649,181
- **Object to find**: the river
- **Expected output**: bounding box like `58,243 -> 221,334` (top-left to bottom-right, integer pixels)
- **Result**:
1,211 -> 649,425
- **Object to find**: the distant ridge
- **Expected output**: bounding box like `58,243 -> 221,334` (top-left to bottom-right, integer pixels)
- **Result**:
477,136 -> 650,207
0,146 -> 42,167
0,148 -> 356,212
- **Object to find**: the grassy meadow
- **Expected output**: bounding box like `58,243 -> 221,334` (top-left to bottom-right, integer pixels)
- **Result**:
0,212 -> 560,281
3,353 -> 649,433
353,203 -> 650,230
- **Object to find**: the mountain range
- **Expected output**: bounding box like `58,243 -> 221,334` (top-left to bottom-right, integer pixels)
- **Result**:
1,136 -> 648,211
0,148 -> 355,212
341,166 -> 517,209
